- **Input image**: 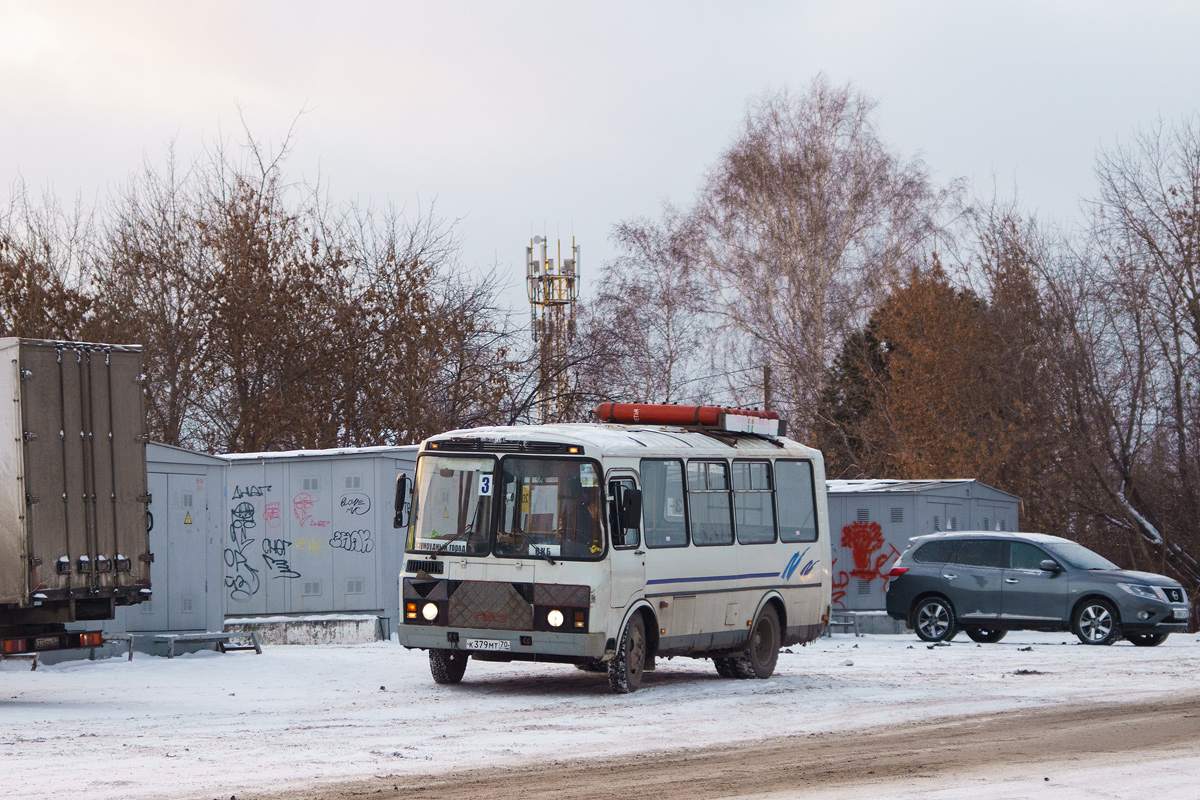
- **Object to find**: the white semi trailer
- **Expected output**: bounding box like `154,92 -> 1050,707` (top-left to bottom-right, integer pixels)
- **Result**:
0,338 -> 151,657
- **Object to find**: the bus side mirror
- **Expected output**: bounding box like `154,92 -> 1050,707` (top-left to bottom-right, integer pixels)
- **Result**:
393,474 -> 410,529
619,488 -> 642,530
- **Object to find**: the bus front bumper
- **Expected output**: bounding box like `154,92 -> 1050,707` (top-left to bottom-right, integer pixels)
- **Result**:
398,625 -> 609,661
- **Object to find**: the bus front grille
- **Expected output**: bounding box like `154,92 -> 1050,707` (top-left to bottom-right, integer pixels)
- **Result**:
448,580 -> 533,630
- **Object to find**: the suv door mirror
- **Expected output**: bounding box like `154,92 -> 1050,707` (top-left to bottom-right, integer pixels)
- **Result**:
1039,559 -> 1061,572
619,488 -> 642,530
393,473 -> 410,529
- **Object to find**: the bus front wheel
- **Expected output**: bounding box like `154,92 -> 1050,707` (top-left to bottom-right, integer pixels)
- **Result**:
429,649 -> 468,684
608,614 -> 647,693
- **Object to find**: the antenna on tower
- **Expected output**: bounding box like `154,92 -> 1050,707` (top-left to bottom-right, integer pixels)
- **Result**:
527,234 -> 580,423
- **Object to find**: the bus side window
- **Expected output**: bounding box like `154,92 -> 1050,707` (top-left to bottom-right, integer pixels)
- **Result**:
776,460 -> 818,542
608,479 -> 641,548
687,460 -> 734,546
733,460 -> 776,544
641,459 -> 688,548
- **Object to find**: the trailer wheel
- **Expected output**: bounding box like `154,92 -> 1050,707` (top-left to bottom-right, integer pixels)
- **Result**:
429,648 -> 468,684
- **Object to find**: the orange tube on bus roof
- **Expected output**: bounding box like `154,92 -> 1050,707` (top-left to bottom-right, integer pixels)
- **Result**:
591,403 -> 779,426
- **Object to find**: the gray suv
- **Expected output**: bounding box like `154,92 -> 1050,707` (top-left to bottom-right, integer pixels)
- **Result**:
885,531 -> 1190,646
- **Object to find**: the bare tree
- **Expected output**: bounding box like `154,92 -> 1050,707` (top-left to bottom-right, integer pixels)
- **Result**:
694,76 -> 954,439
0,180 -> 93,340
93,146 -> 213,446
575,207 -> 716,407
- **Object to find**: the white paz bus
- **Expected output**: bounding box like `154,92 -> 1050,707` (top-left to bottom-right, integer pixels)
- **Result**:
394,403 -> 832,693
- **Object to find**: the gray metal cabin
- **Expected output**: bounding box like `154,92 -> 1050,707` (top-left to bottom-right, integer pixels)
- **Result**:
828,479 -> 1020,612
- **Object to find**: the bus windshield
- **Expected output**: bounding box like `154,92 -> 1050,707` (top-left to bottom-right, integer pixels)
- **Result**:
496,457 -> 605,561
407,455 -> 495,556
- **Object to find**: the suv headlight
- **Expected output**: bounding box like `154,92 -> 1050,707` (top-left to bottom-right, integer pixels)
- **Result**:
1118,583 -> 1161,600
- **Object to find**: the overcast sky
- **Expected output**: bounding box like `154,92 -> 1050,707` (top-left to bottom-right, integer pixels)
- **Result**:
3,1 -> 1199,308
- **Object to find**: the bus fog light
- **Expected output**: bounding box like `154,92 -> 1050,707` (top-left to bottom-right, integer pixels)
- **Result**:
422,602 -> 439,621
547,609 -> 564,627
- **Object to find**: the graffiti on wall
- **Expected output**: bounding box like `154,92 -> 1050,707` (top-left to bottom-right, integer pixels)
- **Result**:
224,501 -> 260,601
233,484 -> 272,499
293,492 -> 330,528
225,486 -> 304,600
832,521 -> 902,609
330,529 -> 374,554
339,492 -> 371,516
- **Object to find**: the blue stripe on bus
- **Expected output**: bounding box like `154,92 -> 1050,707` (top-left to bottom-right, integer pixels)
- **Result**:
646,572 -> 781,585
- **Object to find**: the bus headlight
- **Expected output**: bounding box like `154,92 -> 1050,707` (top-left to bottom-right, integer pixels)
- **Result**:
422,602 -> 439,621
547,609 -> 564,628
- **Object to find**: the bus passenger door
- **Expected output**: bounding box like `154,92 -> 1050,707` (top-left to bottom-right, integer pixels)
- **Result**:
608,475 -> 645,609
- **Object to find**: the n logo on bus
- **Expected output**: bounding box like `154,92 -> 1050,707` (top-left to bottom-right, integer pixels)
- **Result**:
782,547 -> 817,581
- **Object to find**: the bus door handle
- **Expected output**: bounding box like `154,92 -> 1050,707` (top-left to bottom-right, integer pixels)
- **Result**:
634,550 -> 645,556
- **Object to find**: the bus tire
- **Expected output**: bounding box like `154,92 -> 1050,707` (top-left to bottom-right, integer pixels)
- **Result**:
429,649 -> 468,684
608,614 -> 647,693
747,604 -> 781,678
713,657 -> 739,678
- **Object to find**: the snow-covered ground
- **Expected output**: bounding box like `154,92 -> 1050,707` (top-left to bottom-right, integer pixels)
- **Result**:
3,631 -> 1199,800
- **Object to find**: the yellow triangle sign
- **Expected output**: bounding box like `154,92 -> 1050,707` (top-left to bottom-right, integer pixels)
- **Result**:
184,511 -> 192,525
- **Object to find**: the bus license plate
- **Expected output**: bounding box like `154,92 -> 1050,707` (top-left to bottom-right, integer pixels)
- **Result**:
1173,608 -> 1189,620
464,638 -> 510,651
35,636 -> 60,650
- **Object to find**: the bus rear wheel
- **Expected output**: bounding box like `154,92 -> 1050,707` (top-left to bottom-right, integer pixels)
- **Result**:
743,604 -> 781,679
713,657 -> 739,678
608,614 -> 647,693
429,649 -> 468,684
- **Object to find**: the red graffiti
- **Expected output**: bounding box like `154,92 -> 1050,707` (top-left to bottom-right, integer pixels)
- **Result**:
832,556 -> 848,609
263,502 -> 281,528
837,521 -> 902,605
292,493 -> 330,528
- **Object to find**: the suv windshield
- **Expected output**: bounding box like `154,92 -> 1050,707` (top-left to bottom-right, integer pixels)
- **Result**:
496,457 -> 605,561
407,455 -> 495,556
1044,541 -> 1119,570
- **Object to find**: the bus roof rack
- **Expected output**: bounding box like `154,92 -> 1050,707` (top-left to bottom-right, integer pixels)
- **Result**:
592,403 -> 786,438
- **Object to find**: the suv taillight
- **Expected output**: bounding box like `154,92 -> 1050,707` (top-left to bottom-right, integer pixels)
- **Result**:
888,566 -> 909,577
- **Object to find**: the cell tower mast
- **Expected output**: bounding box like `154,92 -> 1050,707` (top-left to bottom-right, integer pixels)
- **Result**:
527,235 -> 580,423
